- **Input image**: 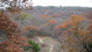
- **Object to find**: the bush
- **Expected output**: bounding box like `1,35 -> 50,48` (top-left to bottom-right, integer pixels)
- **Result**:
20,13 -> 28,20
28,40 -> 40,52
24,40 -> 40,52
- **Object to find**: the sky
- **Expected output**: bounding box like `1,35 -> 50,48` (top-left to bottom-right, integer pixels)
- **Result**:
33,0 -> 92,7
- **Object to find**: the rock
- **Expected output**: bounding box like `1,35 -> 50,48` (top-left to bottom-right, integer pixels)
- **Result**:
31,36 -> 61,52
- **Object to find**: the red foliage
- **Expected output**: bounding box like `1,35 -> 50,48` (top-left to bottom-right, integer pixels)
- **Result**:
48,19 -> 57,24
21,25 -> 41,32
0,12 -> 27,52
40,14 -> 50,18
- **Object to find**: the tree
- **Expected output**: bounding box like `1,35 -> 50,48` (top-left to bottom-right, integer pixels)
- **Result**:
0,0 -> 33,52
56,15 -> 92,52
0,0 -> 33,12
0,0 -> 31,7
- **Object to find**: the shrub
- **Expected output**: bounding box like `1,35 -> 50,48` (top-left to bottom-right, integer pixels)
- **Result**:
20,13 -> 28,20
24,40 -> 40,52
28,40 -> 40,52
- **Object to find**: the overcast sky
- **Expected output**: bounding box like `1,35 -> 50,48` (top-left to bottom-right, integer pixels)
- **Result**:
33,0 -> 92,7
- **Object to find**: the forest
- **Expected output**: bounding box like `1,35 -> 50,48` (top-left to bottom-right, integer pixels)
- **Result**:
0,0 -> 92,52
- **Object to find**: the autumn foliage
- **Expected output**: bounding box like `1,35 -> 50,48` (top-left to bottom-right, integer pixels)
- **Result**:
56,15 -> 92,52
0,11 -> 28,52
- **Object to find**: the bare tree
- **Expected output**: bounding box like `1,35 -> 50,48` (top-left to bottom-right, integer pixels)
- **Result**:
0,0 -> 32,10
